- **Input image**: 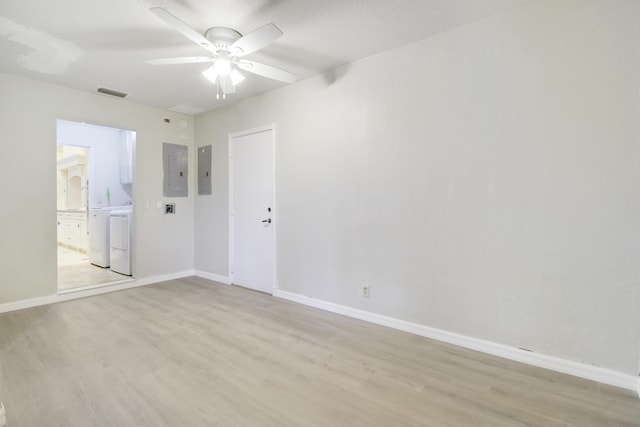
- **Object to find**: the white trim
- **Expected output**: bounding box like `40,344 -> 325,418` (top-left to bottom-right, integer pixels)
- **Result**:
0,402 -> 5,427
271,124 -> 279,294
56,277 -> 136,295
274,289 -> 640,394
229,123 -> 276,139
228,134 -> 235,285
194,270 -> 232,285
130,270 -> 194,286
0,270 -> 195,314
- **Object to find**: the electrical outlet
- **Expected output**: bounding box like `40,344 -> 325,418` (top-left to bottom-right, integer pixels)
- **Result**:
362,285 -> 370,298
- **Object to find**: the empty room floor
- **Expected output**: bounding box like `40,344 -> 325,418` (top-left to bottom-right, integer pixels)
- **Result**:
0,277 -> 638,426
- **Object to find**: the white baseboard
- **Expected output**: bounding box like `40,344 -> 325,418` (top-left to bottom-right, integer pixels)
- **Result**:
0,270 -> 196,314
194,270 -> 232,285
133,270 -> 196,286
274,289 -> 640,394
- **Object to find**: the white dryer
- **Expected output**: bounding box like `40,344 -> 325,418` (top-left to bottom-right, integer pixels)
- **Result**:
109,209 -> 132,275
89,206 -> 131,267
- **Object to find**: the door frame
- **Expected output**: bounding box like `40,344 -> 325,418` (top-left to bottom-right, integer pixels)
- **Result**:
228,123 -> 277,293
56,119 -> 137,291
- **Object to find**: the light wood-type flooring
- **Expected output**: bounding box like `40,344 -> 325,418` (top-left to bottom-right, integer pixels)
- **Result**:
0,277 -> 638,426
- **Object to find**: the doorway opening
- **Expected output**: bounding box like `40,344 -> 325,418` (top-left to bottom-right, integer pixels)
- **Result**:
56,120 -> 135,292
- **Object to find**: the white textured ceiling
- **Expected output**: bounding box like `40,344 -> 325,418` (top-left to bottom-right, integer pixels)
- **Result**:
0,0 -> 533,115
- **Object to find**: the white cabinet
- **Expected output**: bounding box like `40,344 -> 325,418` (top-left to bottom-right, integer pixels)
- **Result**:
57,149 -> 87,210
57,211 -> 88,252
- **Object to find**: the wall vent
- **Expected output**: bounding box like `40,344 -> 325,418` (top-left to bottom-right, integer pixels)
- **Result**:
97,87 -> 128,98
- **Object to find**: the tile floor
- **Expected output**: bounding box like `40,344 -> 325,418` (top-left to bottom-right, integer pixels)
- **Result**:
57,246 -> 89,266
57,246 -> 131,290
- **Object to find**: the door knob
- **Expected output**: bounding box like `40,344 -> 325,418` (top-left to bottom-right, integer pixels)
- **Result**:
261,218 -> 272,224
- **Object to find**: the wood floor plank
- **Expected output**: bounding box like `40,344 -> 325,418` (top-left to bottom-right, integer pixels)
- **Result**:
0,277 -> 638,426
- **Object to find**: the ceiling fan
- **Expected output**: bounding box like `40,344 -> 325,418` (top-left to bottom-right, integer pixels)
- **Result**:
148,7 -> 297,99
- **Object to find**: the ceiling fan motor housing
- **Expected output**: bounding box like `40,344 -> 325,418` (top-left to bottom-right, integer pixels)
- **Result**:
204,27 -> 243,55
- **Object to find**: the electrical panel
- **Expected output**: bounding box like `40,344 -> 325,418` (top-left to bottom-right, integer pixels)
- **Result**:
198,145 -> 212,195
163,142 -> 188,197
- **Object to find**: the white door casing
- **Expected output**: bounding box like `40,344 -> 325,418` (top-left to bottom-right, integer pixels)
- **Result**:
229,125 -> 276,294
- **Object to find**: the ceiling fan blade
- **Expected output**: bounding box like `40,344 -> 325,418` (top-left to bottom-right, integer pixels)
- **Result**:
231,24 -> 282,56
237,60 -> 297,84
150,7 -> 215,53
147,56 -> 214,65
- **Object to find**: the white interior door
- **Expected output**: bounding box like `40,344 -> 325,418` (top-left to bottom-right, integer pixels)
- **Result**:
230,126 -> 275,294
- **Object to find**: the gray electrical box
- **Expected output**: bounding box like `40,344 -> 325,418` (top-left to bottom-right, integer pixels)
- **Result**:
163,142 -> 188,197
197,145 -> 212,196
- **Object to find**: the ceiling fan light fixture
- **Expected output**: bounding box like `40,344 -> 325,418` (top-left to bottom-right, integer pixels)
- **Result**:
230,69 -> 245,86
202,66 -> 218,84
213,58 -> 231,76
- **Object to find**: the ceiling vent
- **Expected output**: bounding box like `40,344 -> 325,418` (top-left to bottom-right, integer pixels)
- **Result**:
97,87 -> 128,98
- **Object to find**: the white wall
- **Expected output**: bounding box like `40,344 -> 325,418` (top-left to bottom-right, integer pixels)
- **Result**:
194,0 -> 640,375
0,73 -> 195,303
57,120 -> 132,208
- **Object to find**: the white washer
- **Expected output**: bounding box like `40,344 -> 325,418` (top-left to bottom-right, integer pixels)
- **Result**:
89,208 -> 110,267
109,209 -> 132,275
89,206 -> 129,267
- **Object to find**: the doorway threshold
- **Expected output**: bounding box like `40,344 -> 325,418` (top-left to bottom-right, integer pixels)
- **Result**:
57,277 -> 135,296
